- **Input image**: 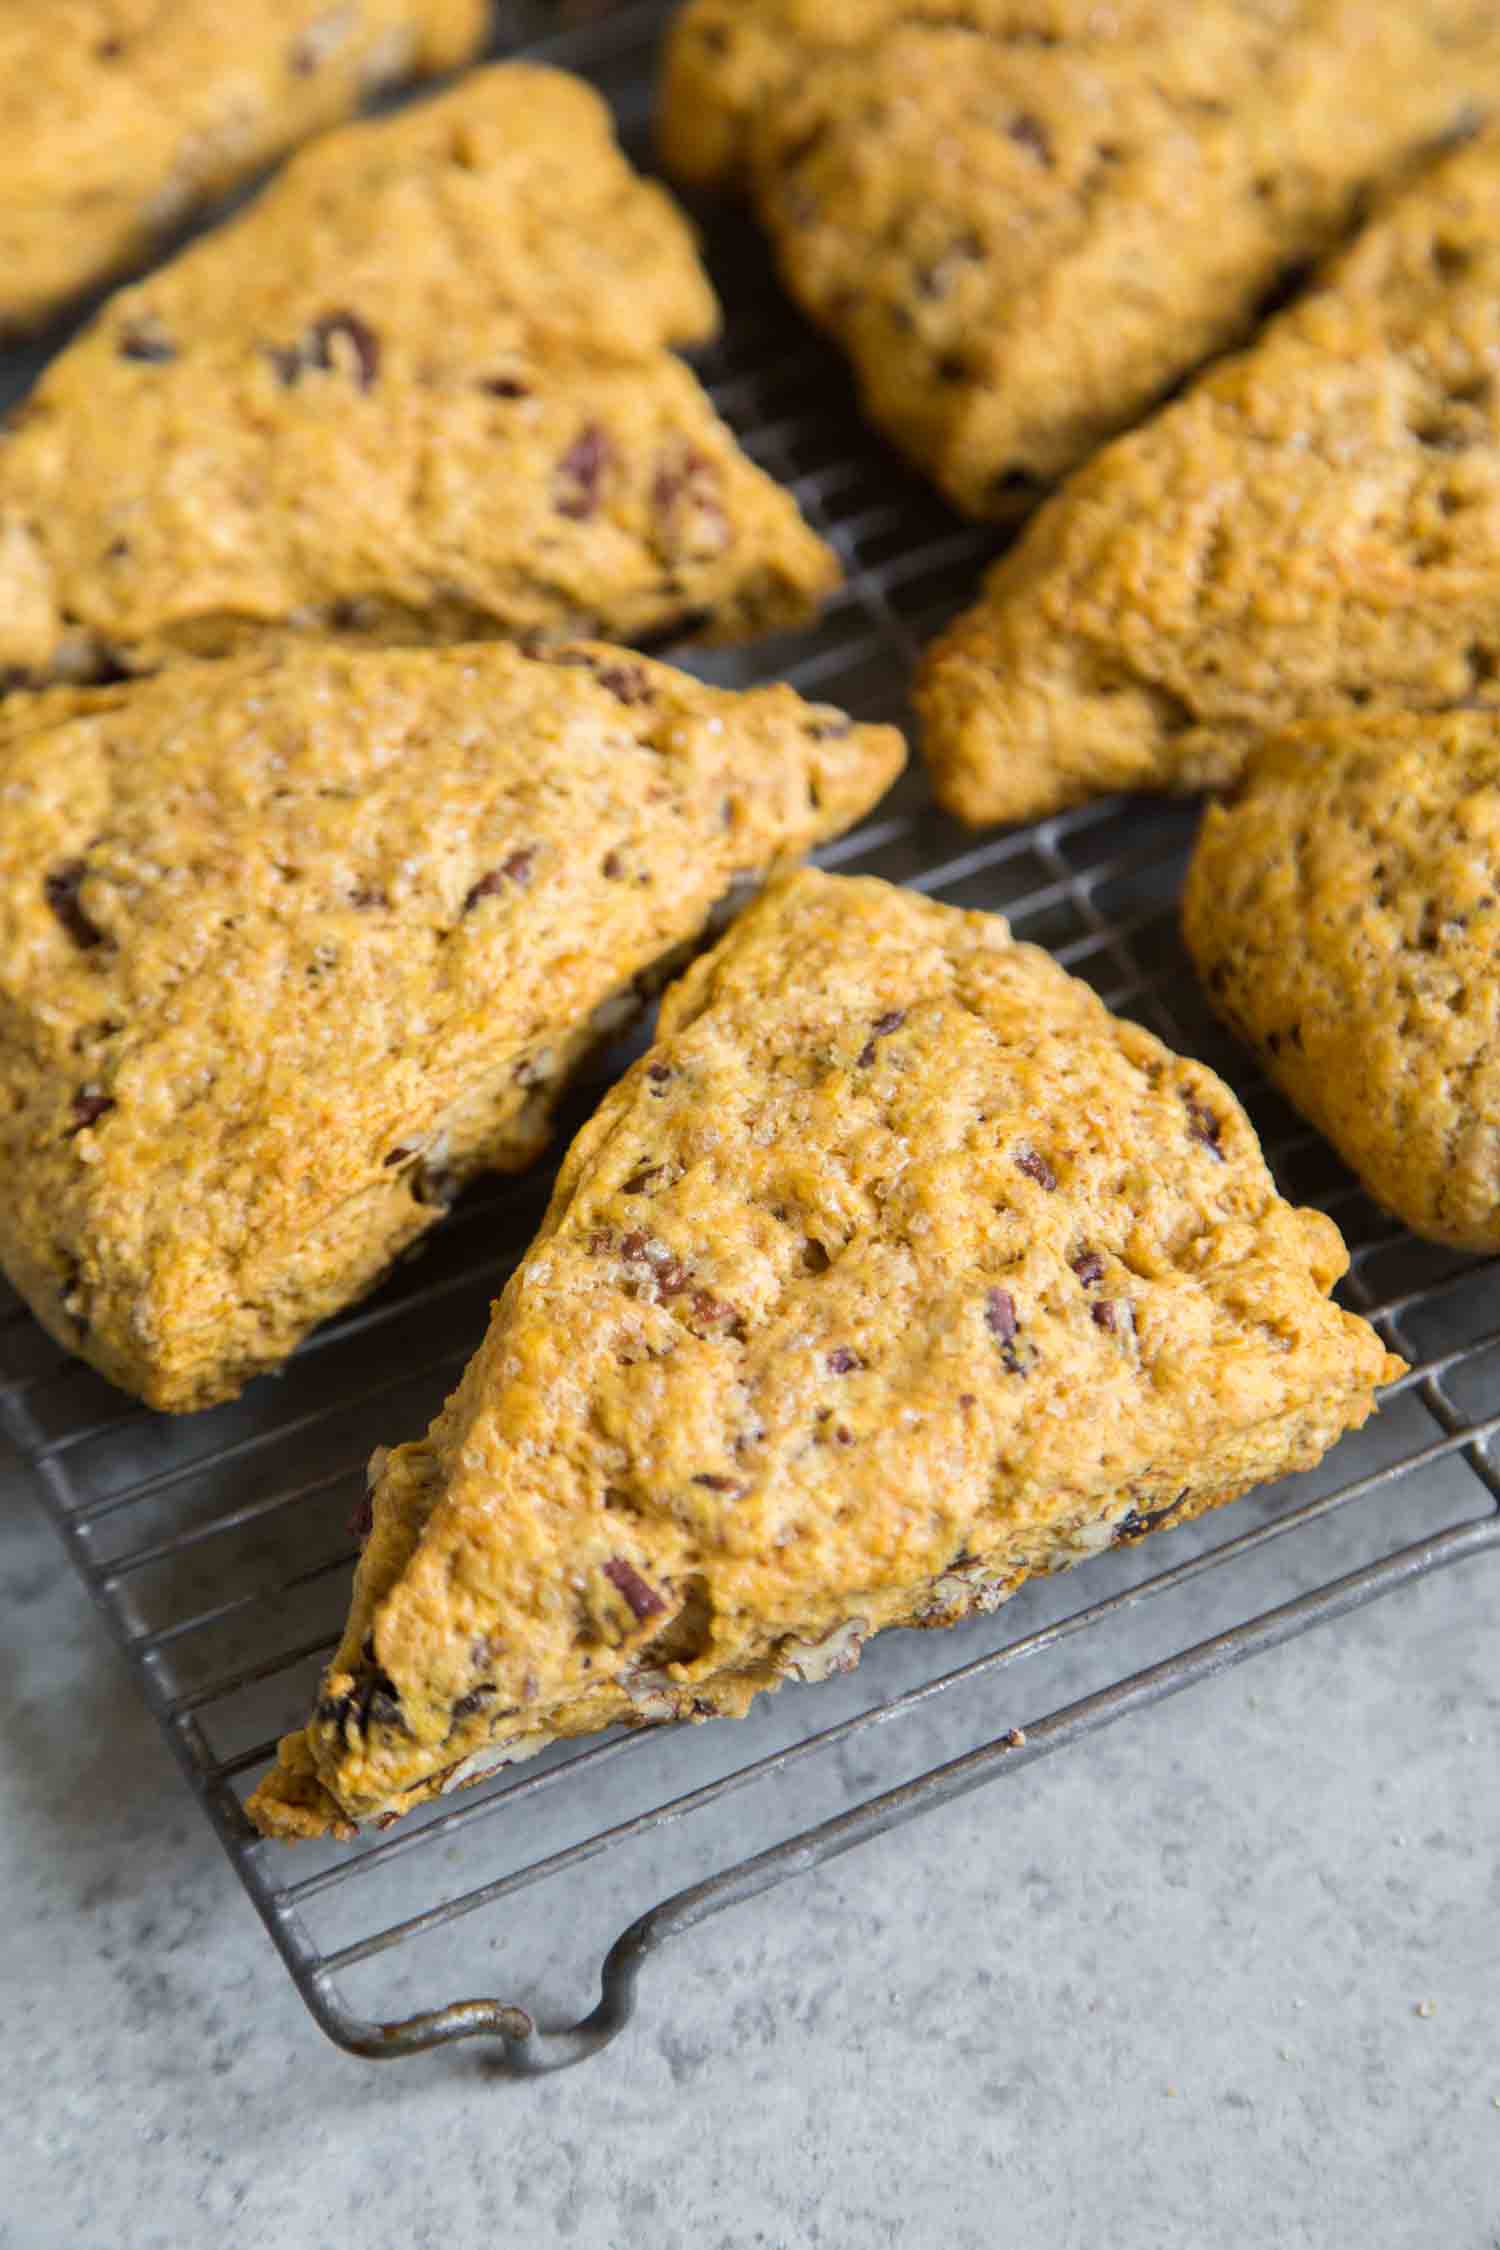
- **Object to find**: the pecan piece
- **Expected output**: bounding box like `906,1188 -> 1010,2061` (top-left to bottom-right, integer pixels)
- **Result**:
67,1088 -> 115,1135
603,1556 -> 667,1622
307,309 -> 381,391
44,861 -> 107,951
651,441 -> 730,560
118,318 -> 177,363
1183,1091 -> 1226,1160
554,423 -> 614,521
857,1009 -> 906,1066
462,847 -> 535,912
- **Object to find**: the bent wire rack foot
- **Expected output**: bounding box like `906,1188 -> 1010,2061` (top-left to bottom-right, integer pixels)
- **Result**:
3,0 -> 1498,2072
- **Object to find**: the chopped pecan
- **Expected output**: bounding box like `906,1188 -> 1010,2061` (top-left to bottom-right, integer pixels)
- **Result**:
1183,1091 -> 1226,1160
1117,1491 -> 1191,1542
317,1667 -> 403,1737
44,862 -> 106,951
651,441 -> 730,559
1015,1148 -> 1057,1191
270,309 -> 380,391
118,318 -> 177,363
857,1010 -> 906,1066
307,309 -> 380,390
603,1556 -> 667,1622
554,424 -> 614,520
1009,113 -> 1054,166
462,847 -> 535,912
67,1088 -> 115,1135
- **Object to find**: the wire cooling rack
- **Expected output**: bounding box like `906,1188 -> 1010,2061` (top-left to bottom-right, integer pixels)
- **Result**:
3,0 -> 1498,2073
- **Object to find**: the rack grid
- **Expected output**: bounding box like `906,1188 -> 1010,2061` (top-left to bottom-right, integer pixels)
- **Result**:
2,0 -> 1496,2073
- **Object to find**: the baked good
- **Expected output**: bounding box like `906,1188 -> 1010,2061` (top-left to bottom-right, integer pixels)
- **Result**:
0,0 -> 486,335
248,867 -> 1400,1840
660,0 -> 1500,515
919,126 -> 1500,825
1185,710 -> 1500,1251
0,643 -> 901,1411
0,65 -> 838,688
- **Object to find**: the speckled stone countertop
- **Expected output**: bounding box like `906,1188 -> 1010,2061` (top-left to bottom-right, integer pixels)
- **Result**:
2,1424 -> 1496,2250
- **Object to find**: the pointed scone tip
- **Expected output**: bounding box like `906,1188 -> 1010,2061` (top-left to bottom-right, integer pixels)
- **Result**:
0,64 -> 839,688
0,1 -> 487,336
663,2 -> 1500,516
1185,707 -> 1500,1252
919,123 -> 1500,824
658,0 -> 822,189
248,868 -> 1402,1840
0,642 -> 902,1410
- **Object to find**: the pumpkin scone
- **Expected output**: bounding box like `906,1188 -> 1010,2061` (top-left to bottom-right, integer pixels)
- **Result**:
0,643 -> 901,1412
660,0 -> 1500,515
0,0 -> 487,335
248,869 -> 1400,1841
0,65 -> 838,689
1185,711 -> 1500,1251
919,125 -> 1500,826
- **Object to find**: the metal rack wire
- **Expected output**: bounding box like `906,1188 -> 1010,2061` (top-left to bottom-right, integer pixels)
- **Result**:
2,0 -> 1497,2072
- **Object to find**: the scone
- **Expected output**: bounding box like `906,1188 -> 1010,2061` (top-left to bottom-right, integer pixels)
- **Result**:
1185,710 -> 1500,1251
0,644 -> 901,1411
660,0 -> 1500,515
0,65 -> 839,688
248,869 -> 1400,1840
0,1 -> 486,334
920,125 -> 1500,825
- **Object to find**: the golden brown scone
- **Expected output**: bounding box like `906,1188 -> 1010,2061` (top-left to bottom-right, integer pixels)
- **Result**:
248,868 -> 1400,1840
0,644 -> 901,1412
1185,711 -> 1500,1251
0,65 -> 838,687
0,0 -> 486,334
920,125 -> 1500,825
661,0 -> 1500,515
659,0 -> 1120,194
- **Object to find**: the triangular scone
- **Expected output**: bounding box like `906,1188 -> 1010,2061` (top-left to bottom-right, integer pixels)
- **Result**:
0,645 -> 900,1411
661,1 -> 1500,515
1186,710 -> 1500,1252
0,66 -> 838,687
919,126 -> 1500,825
0,1 -> 487,335
249,869 -> 1400,1840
